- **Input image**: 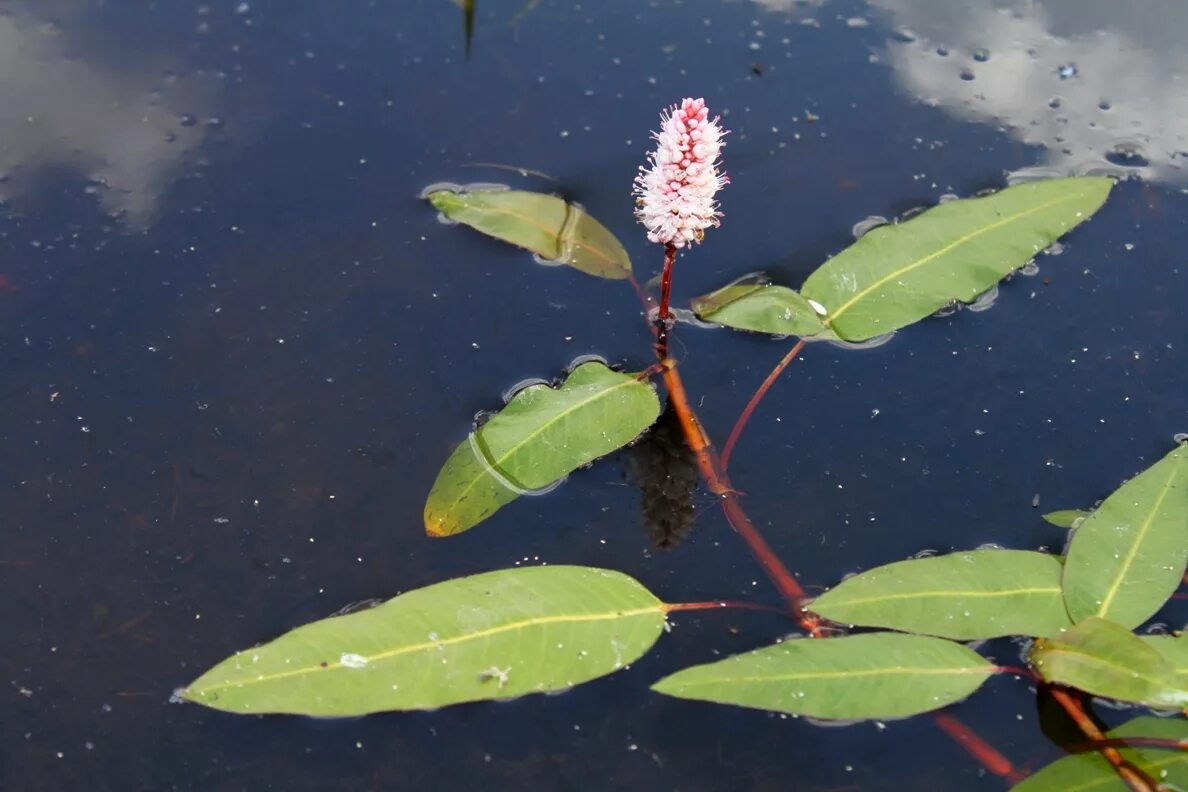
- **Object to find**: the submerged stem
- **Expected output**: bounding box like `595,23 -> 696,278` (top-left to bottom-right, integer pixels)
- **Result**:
1047,687 -> 1159,792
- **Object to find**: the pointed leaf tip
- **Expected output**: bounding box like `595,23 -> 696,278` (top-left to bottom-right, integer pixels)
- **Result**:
183,566 -> 667,716
801,177 -> 1113,341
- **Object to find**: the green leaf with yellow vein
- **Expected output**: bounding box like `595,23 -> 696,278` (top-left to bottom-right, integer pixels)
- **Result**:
1144,634 -> 1188,689
1012,716 -> 1188,792
809,549 -> 1072,640
1043,510 -> 1092,529
424,361 -> 660,536
800,177 -> 1113,341
1063,443 -> 1188,628
427,188 -> 632,279
651,632 -> 995,721
180,566 -> 667,716
1030,617 -> 1187,708
691,279 -> 826,338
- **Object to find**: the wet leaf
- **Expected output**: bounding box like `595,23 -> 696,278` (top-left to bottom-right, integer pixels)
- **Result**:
691,280 -> 826,338
424,361 -> 660,536
1144,633 -> 1188,689
1012,716 -> 1188,791
810,549 -> 1072,640
652,632 -> 994,721
1063,443 -> 1188,628
180,566 -> 667,716
800,177 -> 1113,341
1043,510 -> 1092,529
426,188 -> 632,279
1030,617 -> 1186,708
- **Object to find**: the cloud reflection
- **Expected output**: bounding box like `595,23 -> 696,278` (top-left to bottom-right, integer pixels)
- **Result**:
758,0 -> 1188,183
0,11 -> 214,223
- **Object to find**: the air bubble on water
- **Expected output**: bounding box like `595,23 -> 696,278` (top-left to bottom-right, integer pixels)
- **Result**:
967,284 -> 999,312
959,69 -> 975,82
911,548 -> 939,559
1020,260 -> 1040,277
502,378 -> 550,404
851,215 -> 888,239
938,193 -> 960,204
565,353 -> 610,373
824,331 -> 895,351
1105,144 -> 1150,168
1047,97 -> 1062,110
936,46 -> 950,57
178,113 -> 198,127
898,205 -> 928,222
972,48 -> 990,62
1173,432 -> 1188,444
933,300 -> 960,318
1057,63 -> 1078,79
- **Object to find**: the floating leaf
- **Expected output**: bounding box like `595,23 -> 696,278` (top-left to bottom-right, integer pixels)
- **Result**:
1144,634 -> 1188,689
1063,444 -> 1188,628
181,566 -> 667,716
800,177 -> 1113,341
425,361 -> 660,536
1043,510 -> 1092,529
652,632 -> 994,721
1012,716 -> 1188,792
691,279 -> 826,338
810,549 -> 1072,640
1030,617 -> 1186,708
426,188 -> 632,279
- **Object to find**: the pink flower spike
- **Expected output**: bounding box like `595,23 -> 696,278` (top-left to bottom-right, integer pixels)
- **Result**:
634,97 -> 727,248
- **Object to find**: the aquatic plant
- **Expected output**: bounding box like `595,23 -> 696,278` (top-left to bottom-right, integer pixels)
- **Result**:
179,98 -> 1186,791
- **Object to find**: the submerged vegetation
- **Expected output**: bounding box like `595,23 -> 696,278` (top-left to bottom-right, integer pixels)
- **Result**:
180,100 -> 1186,791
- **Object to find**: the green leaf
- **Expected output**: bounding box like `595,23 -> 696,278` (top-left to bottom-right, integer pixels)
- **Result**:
809,549 -> 1073,640
1063,444 -> 1188,628
1030,617 -> 1186,708
1144,634 -> 1188,689
427,188 -> 632,279
691,279 -> 826,338
180,566 -> 667,716
1043,510 -> 1092,529
1012,716 -> 1188,792
800,177 -> 1113,342
651,632 -> 994,721
424,361 -> 660,536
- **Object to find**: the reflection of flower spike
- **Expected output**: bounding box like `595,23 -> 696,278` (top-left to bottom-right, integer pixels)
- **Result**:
634,98 -> 727,248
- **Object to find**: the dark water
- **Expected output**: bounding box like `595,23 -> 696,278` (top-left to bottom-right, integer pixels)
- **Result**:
2,1 -> 1185,789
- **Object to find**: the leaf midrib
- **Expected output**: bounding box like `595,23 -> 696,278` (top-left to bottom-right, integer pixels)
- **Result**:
190,604 -> 662,695
436,372 -> 648,532
1042,644 -> 1167,693
820,585 -> 1062,609
824,190 -> 1085,326
1096,461 -> 1180,619
665,665 -> 994,687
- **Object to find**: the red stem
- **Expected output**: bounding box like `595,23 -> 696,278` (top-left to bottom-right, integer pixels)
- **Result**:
660,359 -> 820,633
933,713 -> 1025,784
721,338 -> 807,472
1048,687 -> 1159,792
663,600 -> 785,614
656,245 -> 678,359
1069,737 -> 1188,754
658,244 -> 677,322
